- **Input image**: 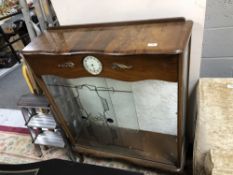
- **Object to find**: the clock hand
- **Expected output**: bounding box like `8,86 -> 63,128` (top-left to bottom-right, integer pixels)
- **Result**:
91,64 -> 96,72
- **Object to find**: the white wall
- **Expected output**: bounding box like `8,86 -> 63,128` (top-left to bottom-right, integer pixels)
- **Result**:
50,0 -> 206,138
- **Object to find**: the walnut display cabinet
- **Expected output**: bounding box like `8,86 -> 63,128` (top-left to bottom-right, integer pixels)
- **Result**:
22,18 -> 192,173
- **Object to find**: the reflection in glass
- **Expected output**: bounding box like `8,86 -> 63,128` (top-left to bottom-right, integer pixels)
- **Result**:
43,76 -> 178,164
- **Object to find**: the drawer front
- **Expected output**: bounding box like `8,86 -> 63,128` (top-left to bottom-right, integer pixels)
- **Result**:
25,54 -> 178,82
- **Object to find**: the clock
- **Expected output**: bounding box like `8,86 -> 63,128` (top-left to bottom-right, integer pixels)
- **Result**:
83,56 -> 103,75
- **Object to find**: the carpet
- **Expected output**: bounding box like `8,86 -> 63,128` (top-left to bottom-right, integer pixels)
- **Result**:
0,125 -> 69,164
0,125 -> 172,175
0,125 -> 29,134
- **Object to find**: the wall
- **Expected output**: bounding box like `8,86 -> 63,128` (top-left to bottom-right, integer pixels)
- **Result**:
201,0 -> 233,77
50,0 -> 207,139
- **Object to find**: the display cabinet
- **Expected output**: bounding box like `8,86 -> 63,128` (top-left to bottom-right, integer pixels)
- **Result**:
22,18 -> 192,172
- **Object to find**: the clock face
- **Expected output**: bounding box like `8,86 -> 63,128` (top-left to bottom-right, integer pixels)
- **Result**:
83,56 -> 103,75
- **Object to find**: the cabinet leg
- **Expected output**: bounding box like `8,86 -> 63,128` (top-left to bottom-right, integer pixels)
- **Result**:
66,147 -> 83,162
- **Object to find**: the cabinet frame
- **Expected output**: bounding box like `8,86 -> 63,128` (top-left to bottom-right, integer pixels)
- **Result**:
22,18 -> 192,173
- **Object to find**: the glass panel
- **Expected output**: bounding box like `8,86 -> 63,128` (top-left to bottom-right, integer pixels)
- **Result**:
43,76 -> 178,164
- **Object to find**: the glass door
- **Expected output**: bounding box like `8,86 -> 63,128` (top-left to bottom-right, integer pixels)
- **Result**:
43,75 -> 178,165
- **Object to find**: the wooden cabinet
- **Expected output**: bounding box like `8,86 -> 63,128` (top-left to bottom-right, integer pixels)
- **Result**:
22,18 -> 192,173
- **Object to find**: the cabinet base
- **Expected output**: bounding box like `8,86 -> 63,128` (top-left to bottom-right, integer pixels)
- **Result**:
73,144 -> 185,173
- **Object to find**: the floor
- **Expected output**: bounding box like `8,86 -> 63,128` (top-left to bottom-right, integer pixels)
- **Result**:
0,64 -> 27,128
0,63 -> 20,78
0,64 -> 30,109
0,108 -> 25,127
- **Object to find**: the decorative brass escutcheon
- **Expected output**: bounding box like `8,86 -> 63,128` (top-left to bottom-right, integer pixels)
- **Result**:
112,63 -> 133,70
58,61 -> 75,68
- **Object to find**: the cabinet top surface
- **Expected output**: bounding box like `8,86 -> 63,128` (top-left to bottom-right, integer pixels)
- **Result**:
23,18 -> 192,55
